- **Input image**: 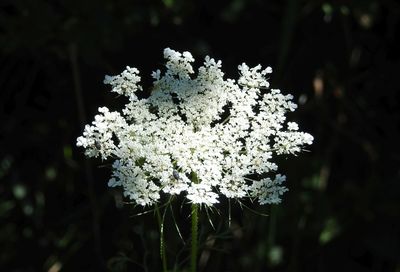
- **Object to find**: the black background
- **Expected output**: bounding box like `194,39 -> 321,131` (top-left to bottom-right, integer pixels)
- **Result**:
1,0 -> 399,271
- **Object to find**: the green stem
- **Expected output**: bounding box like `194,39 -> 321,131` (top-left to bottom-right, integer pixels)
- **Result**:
155,204 -> 168,272
191,203 -> 199,272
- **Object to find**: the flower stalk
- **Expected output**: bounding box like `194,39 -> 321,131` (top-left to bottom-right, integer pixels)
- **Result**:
191,203 -> 198,272
155,204 -> 168,272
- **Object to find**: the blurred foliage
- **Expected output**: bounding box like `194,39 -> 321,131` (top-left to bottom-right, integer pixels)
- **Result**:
1,0 -> 400,271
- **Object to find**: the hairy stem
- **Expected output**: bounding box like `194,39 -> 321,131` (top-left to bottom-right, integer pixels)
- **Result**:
155,204 -> 168,272
191,203 -> 199,272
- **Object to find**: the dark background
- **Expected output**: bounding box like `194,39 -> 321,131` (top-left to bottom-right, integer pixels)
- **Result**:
1,0 -> 400,271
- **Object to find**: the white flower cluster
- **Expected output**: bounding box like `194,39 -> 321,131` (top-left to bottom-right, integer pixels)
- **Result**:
77,48 -> 313,207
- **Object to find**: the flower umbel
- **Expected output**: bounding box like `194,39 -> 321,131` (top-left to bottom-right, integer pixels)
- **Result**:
77,48 -> 313,207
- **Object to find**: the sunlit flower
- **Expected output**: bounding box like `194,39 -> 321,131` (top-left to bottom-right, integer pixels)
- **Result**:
77,48 -> 313,206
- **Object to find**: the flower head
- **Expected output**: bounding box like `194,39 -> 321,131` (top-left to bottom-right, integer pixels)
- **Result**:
77,48 -> 313,207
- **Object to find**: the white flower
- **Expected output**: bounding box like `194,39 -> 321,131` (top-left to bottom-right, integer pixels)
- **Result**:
250,174 -> 289,204
77,48 -> 313,207
287,122 -> 299,131
104,66 -> 142,100
187,183 -> 219,206
238,63 -> 272,89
